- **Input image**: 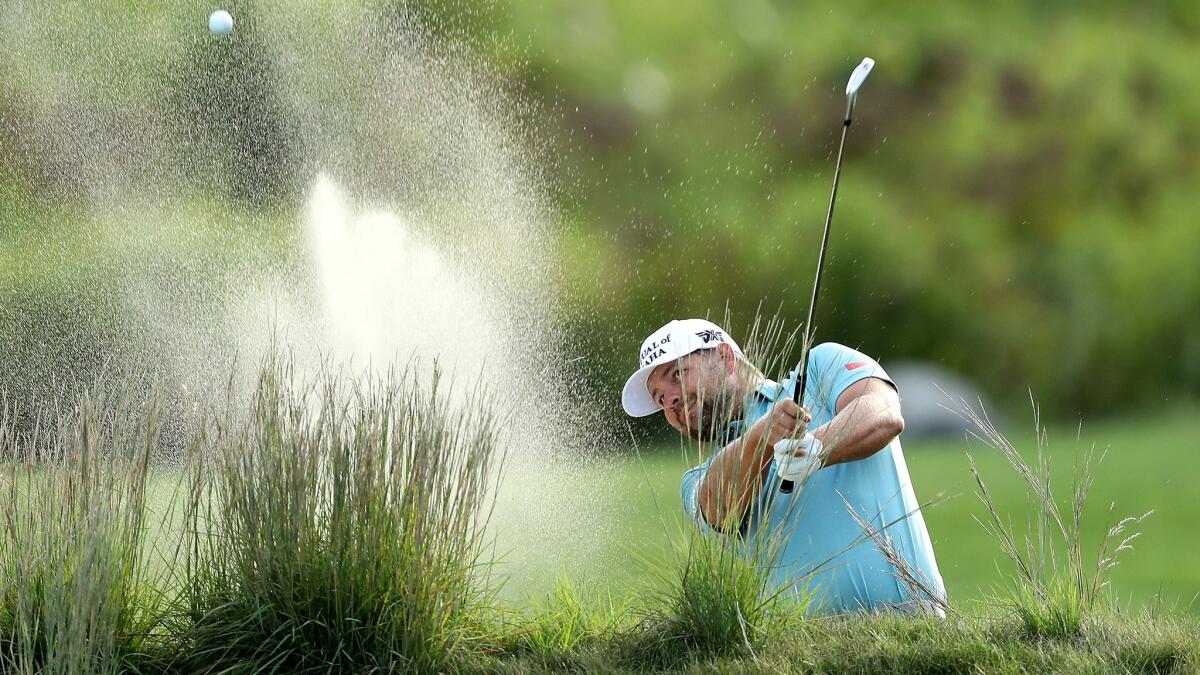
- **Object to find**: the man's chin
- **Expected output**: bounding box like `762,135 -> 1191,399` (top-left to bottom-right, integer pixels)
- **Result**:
680,403 -> 730,442
682,419 -> 721,442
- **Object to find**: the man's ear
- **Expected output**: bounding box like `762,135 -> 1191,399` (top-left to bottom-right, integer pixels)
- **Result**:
717,343 -> 737,374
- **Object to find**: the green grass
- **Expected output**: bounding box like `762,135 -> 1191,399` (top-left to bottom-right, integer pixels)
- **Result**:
914,408 -> 1200,614
484,610 -> 1199,674
490,576 -> 629,664
1,367 -> 1197,673
577,406 -> 1200,617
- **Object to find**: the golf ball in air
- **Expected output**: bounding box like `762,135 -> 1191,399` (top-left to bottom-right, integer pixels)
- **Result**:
208,10 -> 234,35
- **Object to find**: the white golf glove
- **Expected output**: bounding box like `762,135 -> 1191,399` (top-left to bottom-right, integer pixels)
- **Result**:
773,433 -> 825,483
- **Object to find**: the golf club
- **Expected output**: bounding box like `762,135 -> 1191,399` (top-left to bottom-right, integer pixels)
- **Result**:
778,57 -> 875,495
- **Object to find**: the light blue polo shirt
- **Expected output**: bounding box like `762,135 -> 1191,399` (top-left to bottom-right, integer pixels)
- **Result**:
680,342 -> 946,615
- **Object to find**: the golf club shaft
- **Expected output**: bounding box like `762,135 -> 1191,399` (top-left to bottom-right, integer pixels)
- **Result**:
780,117 -> 851,494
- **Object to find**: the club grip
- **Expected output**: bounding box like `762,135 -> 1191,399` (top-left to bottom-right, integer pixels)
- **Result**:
775,432 -> 823,500
780,370 -> 810,494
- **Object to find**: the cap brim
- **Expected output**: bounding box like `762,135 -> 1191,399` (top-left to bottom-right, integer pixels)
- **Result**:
621,363 -> 661,417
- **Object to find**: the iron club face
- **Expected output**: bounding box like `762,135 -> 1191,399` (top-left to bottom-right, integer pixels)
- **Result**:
844,57 -> 875,123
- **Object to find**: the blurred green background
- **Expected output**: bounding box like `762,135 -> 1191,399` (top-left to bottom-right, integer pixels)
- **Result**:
484,1 -> 1200,422
2,1 -> 1198,611
3,1 -> 1199,420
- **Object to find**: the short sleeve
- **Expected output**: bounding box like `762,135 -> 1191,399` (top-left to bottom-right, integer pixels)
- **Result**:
680,463 -> 718,534
803,342 -> 895,415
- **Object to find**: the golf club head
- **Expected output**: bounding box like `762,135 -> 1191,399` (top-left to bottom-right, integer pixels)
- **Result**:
844,57 -> 875,123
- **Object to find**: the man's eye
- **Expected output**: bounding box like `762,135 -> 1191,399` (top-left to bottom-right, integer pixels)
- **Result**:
673,370 -> 681,381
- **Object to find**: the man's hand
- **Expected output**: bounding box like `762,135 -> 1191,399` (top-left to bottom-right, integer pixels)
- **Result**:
696,398 -> 811,531
773,434 -> 825,482
754,398 -> 813,448
696,377 -> 902,532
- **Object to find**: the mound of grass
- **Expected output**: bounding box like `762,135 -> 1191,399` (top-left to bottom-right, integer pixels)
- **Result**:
483,603 -> 1198,673
177,358 -> 505,673
0,392 -> 174,674
617,523 -> 809,672
764,611 -> 1197,674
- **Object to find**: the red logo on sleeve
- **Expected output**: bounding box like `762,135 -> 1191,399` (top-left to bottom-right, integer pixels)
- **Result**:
845,362 -> 868,371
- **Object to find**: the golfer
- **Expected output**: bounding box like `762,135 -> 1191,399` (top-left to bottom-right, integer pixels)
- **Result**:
622,318 -> 946,615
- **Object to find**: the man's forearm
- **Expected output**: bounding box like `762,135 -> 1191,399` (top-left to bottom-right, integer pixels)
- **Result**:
698,421 -> 775,530
812,391 -> 903,466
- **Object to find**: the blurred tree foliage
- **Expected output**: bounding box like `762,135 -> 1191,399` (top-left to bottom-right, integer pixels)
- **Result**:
456,0 -> 1200,418
1,1 -> 1198,419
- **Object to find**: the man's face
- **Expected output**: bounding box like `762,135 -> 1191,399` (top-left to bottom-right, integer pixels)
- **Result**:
645,345 -> 739,441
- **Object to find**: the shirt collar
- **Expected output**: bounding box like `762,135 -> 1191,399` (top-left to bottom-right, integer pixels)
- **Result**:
753,378 -> 784,403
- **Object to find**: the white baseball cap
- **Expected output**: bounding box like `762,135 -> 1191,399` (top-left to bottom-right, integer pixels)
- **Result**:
621,319 -> 744,417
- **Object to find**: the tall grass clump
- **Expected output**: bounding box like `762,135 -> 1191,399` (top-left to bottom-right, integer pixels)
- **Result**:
628,312 -> 809,668
0,393 -> 169,674
179,357 -> 505,673
961,398 -> 1152,641
633,522 -> 805,668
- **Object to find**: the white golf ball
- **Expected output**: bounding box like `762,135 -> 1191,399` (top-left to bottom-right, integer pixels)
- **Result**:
208,9 -> 234,35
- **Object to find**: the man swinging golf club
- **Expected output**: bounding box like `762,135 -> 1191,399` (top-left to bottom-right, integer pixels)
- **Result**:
622,320 -> 945,614
620,60 -> 946,615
